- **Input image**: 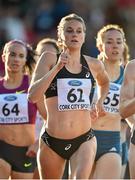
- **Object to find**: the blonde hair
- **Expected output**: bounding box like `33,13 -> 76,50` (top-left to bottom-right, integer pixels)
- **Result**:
122,43 -> 130,66
57,13 -> 86,47
96,24 -> 129,65
96,24 -> 126,48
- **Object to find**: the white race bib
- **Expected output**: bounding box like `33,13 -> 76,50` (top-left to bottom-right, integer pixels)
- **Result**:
0,93 -> 29,124
57,78 -> 91,111
103,82 -> 121,114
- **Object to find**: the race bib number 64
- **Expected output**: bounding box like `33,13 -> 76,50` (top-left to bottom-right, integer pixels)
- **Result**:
0,93 -> 29,124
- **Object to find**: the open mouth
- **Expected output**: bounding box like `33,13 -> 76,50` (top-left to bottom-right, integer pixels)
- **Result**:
112,51 -> 119,55
71,40 -> 78,42
12,64 -> 19,68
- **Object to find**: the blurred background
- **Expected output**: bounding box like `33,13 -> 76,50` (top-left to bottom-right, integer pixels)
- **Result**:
0,0 -> 135,58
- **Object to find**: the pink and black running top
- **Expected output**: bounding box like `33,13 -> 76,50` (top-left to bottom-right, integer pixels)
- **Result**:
0,75 -> 37,124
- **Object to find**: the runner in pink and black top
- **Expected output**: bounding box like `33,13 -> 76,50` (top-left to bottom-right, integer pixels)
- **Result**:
0,40 -> 46,179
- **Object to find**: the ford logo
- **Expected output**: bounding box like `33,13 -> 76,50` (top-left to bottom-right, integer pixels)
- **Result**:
4,95 -> 17,101
110,84 -> 119,91
68,80 -> 82,86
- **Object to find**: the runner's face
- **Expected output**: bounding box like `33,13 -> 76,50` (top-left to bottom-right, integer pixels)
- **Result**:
4,43 -> 27,73
101,30 -> 124,62
61,20 -> 85,50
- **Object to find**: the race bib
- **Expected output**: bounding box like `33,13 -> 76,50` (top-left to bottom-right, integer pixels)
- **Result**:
103,82 -> 121,114
57,78 -> 91,111
0,93 -> 29,124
